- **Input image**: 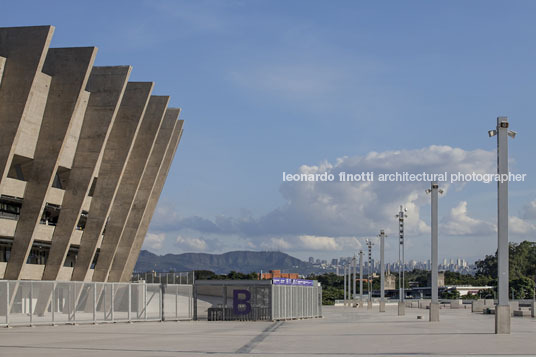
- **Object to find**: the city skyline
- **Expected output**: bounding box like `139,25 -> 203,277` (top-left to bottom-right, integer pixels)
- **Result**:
307,254 -> 474,276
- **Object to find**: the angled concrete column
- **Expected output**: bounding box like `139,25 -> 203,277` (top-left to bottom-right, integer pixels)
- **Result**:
119,122 -> 183,282
4,47 -> 97,280
92,96 -> 169,282
42,66 -> 131,281
0,56 -> 6,85
107,108 -> 180,282
0,26 -> 54,187
71,82 -> 153,282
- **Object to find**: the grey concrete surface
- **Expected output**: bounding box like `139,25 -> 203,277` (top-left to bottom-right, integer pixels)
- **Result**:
119,122 -> 184,282
92,95 -> 168,282
4,47 -> 97,280
108,109 -> 180,282
71,82 -> 153,282
1,305 -> 535,356
429,301 -> 440,322
0,26 -> 54,187
398,300 -> 405,316
43,66 -> 131,282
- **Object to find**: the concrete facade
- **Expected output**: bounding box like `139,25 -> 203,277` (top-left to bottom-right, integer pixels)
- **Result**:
0,26 -> 183,282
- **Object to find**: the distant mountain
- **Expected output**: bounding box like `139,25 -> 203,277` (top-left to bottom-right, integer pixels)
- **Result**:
134,250 -> 318,275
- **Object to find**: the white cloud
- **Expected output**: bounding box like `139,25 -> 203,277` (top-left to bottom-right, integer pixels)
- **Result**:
259,237 -> 292,251
522,200 -> 536,220
509,216 -> 536,235
143,233 -> 166,250
254,145 -> 495,238
175,235 -> 207,251
441,201 -> 496,236
298,235 -> 340,251
150,145 -> 497,254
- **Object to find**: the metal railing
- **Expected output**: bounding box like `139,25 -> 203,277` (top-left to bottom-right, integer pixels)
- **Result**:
132,271 -> 194,285
271,284 -> 322,320
0,280 -> 193,327
193,280 -> 322,321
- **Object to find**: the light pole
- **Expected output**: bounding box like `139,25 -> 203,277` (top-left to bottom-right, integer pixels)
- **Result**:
344,265 -> 347,306
379,230 -> 387,312
489,116 -> 516,334
426,181 -> 443,322
348,263 -> 352,307
352,254 -> 357,304
396,205 -> 408,316
366,239 -> 374,309
359,250 -> 364,307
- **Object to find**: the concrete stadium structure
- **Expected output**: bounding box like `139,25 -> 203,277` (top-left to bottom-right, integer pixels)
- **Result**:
0,25 -> 184,282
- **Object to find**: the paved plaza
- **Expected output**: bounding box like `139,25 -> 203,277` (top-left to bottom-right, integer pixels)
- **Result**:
0,305 -> 535,356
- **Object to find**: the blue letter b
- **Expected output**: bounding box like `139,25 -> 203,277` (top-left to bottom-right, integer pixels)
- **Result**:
233,289 -> 251,315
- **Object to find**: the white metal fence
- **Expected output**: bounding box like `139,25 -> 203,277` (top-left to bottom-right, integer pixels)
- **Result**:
193,280 -> 323,321
0,280 -> 193,327
272,284 -> 322,320
132,271 -> 194,285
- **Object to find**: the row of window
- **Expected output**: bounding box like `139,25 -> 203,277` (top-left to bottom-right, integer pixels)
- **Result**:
0,195 -> 89,230
0,240 -> 99,268
7,154 -> 98,196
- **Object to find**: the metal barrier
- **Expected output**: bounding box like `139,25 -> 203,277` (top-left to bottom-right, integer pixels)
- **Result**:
194,280 -> 322,321
272,284 -> 322,320
132,271 -> 194,284
0,280 -> 193,327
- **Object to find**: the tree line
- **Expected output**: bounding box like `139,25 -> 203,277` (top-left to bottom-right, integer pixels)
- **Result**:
309,241 -> 536,305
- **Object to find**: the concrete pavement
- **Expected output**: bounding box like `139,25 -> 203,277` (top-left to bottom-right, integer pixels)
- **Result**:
0,305 -> 535,356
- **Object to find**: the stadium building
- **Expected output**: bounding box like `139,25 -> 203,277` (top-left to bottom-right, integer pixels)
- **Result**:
0,25 -> 183,282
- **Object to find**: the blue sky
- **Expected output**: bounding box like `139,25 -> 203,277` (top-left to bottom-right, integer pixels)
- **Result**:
3,1 -> 536,263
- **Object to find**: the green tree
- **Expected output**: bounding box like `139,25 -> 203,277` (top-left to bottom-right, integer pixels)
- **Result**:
440,289 -> 460,299
510,276 -> 535,299
475,241 -> 536,298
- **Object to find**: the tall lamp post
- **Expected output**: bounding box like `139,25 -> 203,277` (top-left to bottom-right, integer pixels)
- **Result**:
346,262 -> 352,306
396,205 -> 408,316
359,250 -> 364,307
343,265 -> 347,306
489,116 -> 516,334
426,181 -> 443,322
379,230 -> 387,312
352,254 -> 357,304
366,239 -> 374,310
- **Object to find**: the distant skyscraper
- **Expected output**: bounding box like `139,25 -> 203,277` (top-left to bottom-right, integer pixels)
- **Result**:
308,257 -> 314,264
331,258 -> 338,266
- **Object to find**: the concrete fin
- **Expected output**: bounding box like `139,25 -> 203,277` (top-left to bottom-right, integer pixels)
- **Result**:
71,82 -> 153,281
120,119 -> 184,282
108,108 -> 180,282
4,47 -> 97,280
42,66 -> 132,282
0,26 -> 54,190
92,96 -> 170,282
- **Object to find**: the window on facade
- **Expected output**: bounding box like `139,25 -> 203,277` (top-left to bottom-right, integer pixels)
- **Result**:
40,202 -> 61,226
0,195 -> 23,220
26,243 -> 49,265
76,210 -> 88,230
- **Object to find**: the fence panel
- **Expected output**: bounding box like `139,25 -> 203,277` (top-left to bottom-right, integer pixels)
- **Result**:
0,280 -> 192,327
270,284 -> 322,321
